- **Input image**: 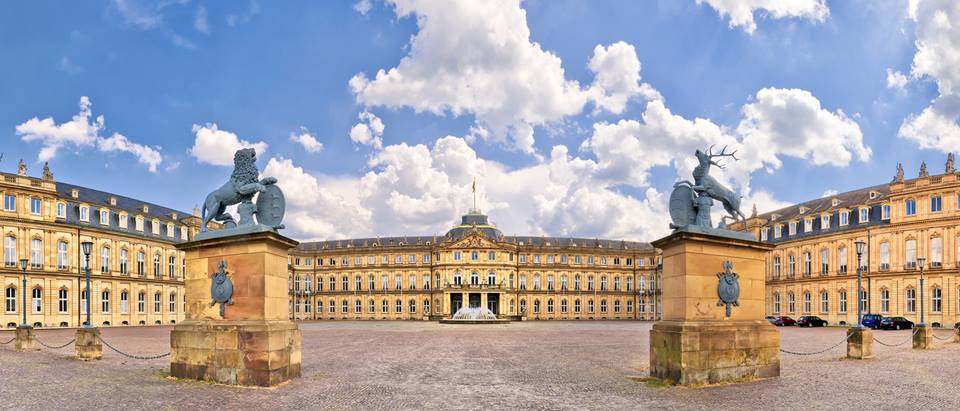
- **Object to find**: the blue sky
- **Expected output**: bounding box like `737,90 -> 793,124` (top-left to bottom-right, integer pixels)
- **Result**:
2,0 -> 956,241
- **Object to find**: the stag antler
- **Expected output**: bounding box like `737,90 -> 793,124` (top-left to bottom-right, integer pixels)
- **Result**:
706,145 -> 739,168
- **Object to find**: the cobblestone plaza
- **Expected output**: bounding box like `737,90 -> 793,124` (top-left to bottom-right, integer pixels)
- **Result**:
1,321 -> 957,410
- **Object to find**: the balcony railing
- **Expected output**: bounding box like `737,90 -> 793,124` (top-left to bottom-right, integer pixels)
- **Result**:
879,263 -> 890,272
931,262 -> 942,268
905,262 -> 917,270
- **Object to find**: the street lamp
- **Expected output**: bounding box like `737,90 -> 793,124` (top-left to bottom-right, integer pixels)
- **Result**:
918,256 -> 926,326
854,240 -> 866,329
81,241 -> 93,328
19,258 -> 28,328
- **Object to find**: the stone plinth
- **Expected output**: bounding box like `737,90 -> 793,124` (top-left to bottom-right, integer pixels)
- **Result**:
913,325 -> 934,350
955,328 -> 960,344
171,230 -> 301,387
14,326 -> 38,352
649,231 -> 778,385
75,328 -> 102,360
846,328 -> 873,359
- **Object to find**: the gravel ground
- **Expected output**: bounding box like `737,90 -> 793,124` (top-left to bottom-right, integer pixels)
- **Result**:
0,321 -> 958,410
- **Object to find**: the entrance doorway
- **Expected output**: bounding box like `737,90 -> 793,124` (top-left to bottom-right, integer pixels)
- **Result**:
487,293 -> 499,315
469,293 -> 481,308
451,294 -> 463,315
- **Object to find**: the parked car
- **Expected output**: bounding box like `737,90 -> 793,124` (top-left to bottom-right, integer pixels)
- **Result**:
765,316 -> 777,324
771,316 -> 796,326
861,314 -> 883,329
797,316 -> 828,327
879,317 -> 914,330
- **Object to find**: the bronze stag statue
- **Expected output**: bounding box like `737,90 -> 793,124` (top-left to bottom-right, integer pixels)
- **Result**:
669,145 -> 752,240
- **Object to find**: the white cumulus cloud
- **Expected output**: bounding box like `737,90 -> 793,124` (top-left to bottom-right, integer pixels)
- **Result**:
697,0 -> 830,34
189,123 -> 269,166
353,0 -> 373,15
898,0 -> 960,152
15,96 -> 163,172
290,128 -> 324,153
349,111 -> 385,149
349,0 -> 656,155
886,68 -> 909,90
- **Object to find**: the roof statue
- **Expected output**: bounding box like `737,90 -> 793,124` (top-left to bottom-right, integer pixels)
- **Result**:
17,159 -> 26,176
42,162 -> 54,181
947,153 -> 955,174
919,161 -> 928,177
196,148 -> 286,240
751,203 -> 758,218
893,163 -> 904,182
668,146 -> 755,241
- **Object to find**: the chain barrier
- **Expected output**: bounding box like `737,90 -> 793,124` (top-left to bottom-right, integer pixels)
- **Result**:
0,334 -> 15,345
96,335 -> 170,360
780,332 -> 853,356
932,330 -> 957,341
34,335 -> 76,350
872,328 -> 919,347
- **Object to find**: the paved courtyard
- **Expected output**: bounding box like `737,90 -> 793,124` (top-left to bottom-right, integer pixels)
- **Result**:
1,321 -> 958,410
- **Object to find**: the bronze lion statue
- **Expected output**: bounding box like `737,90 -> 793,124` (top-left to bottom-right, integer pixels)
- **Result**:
200,148 -> 277,232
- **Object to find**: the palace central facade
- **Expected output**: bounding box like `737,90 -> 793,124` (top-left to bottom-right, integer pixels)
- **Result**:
288,210 -> 662,321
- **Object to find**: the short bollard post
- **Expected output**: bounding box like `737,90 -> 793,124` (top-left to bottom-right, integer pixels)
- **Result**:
75,328 -> 102,361
954,327 -> 960,343
913,325 -> 933,350
14,326 -> 38,352
846,327 -> 873,359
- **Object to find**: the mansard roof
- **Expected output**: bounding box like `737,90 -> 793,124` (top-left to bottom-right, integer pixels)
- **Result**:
56,181 -> 193,222
757,183 -> 889,223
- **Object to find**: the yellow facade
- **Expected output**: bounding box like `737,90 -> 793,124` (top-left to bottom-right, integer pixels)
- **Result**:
734,162 -> 960,328
1,166 -> 192,328
288,212 -> 662,321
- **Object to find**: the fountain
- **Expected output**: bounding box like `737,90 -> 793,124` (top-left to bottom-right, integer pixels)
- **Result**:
440,306 -> 511,324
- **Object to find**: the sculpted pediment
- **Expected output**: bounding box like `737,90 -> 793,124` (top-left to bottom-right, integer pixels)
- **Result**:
446,231 -> 499,249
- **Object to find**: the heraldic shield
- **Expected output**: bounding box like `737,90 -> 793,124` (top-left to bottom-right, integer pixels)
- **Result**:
717,260 -> 740,317
210,260 -> 235,317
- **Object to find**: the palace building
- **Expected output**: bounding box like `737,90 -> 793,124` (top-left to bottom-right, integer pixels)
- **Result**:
287,210 -> 662,321
732,155 -> 960,328
1,162 -> 198,328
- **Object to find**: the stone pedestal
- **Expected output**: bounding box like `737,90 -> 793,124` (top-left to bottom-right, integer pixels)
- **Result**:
913,325 -> 934,350
75,328 -> 102,360
846,328 -> 873,359
14,326 -> 38,352
648,231 -> 778,385
170,230 -> 301,387
955,327 -> 960,344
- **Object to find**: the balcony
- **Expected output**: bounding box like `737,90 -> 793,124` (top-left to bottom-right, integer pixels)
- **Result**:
931,262 -> 943,268
879,263 -> 890,272
905,262 -> 917,270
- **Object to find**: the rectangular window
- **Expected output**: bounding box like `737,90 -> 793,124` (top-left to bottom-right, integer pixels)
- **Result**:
839,212 -> 848,226
879,242 -> 890,271
80,207 -> 89,222
881,204 -> 891,220
820,215 -> 830,229
905,239 -> 917,269
99,209 -> 109,225
119,214 -> 128,228
56,203 -> 66,218
859,208 -> 869,223
804,219 -> 813,233
788,222 -> 797,236
774,225 -> 782,238
534,255 -> 541,264
453,251 -> 461,261
760,229 -> 768,241
30,198 -> 41,215
422,254 -> 430,263
931,237 -> 943,266
931,195 -> 942,212
58,289 -> 68,313
395,255 -> 402,264
906,199 -> 917,216
3,195 -> 15,212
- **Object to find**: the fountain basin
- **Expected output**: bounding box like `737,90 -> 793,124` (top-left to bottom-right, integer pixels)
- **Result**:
440,307 -> 510,324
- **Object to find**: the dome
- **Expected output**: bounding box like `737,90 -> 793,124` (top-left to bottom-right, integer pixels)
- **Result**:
444,210 -> 504,241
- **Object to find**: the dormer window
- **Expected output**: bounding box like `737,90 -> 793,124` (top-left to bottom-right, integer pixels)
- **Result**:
821,215 -> 830,229
859,208 -> 869,223
180,226 -> 188,241
831,198 -> 840,207
109,197 -> 117,206
99,209 -> 109,225
882,204 -> 891,220
167,223 -> 175,238
760,228 -> 768,241
774,225 -> 782,238
771,213 -> 781,221
799,206 -> 809,215
869,191 -> 880,200
839,211 -> 849,226
135,216 -> 144,232
119,213 -> 128,229
142,205 -> 149,213
70,189 -> 79,199
788,221 -> 797,236
804,218 -> 813,233
79,206 -> 89,222
151,219 -> 160,235
56,202 -> 66,218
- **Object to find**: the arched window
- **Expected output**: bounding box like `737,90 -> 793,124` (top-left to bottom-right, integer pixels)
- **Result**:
772,255 -> 781,279
574,299 -> 581,313
57,241 -> 69,270
381,299 -> 388,313
587,276 -> 595,291
316,300 -> 324,314
574,275 -> 581,291
487,272 -> 496,286
81,289 -> 88,315
329,299 -> 336,313
120,290 -> 129,314
626,300 -> 633,313
600,276 -> 608,291
395,299 -> 402,313
137,291 -> 145,313
30,238 -> 42,268
772,292 -> 781,313
120,249 -> 129,274
305,276 -> 312,292
368,275 -> 375,291
423,274 -> 430,290
626,276 -> 633,291
532,299 -> 540,314
359,276 -> 366,291
600,299 -> 608,313
819,291 -> 828,313
101,290 -> 110,313
560,299 -> 568,313
58,288 -> 68,313
154,292 -> 161,313
638,276 -> 645,291
3,236 -> 16,266
409,299 -> 416,313
341,300 -> 348,313
802,252 -> 812,276
153,254 -> 161,278
613,276 -> 620,291
31,287 -> 42,313
803,291 -> 811,312
341,276 -> 349,291
424,299 -> 430,314
519,299 -> 527,313
137,251 -> 145,276
470,271 -> 479,285
168,256 -> 176,279
533,274 -> 541,290
453,271 -> 462,286
367,299 -> 375,313
547,299 -> 554,313
787,292 -> 796,313
932,286 -> 943,313
838,290 -> 847,313
169,293 -> 177,313
588,299 -> 595,313
905,239 -> 917,268
906,287 -> 917,312
819,249 -> 829,275
880,288 -> 890,312
614,300 -> 621,313
101,246 -> 111,274
518,274 -> 526,290
355,299 -> 362,314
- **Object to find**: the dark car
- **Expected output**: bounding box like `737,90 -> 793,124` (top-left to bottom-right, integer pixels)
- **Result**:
771,316 -> 796,326
765,316 -> 777,324
797,316 -> 828,327
880,317 -> 914,330
861,314 -> 883,329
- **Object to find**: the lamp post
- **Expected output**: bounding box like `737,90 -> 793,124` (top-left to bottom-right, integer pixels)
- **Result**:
854,240 -> 866,329
918,256 -> 926,326
81,241 -> 93,328
19,258 -> 28,328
